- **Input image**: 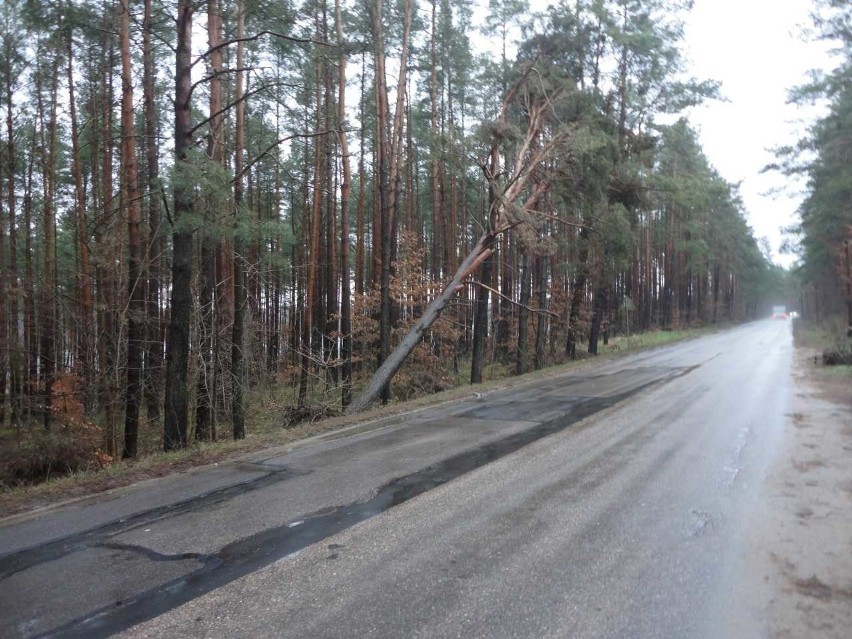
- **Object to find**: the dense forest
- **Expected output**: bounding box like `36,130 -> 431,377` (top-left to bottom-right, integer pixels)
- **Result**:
0,0 -> 797,477
773,0 -> 851,328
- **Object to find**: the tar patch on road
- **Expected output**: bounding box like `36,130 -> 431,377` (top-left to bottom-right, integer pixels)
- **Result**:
6,366 -> 695,639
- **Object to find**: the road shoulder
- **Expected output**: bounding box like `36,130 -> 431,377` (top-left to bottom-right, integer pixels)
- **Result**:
745,346 -> 852,638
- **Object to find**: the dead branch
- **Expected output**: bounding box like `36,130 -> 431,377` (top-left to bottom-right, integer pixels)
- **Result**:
189,83 -> 271,137
193,30 -> 329,69
234,129 -> 339,183
471,282 -> 560,319
532,211 -> 595,232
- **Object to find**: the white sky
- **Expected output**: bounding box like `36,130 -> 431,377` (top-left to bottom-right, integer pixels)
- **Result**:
679,0 -> 834,267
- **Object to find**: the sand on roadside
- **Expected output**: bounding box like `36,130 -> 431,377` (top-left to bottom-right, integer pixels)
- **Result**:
741,346 -> 852,638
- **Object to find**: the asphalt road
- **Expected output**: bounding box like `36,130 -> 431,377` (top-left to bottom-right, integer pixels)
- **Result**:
0,320 -> 793,638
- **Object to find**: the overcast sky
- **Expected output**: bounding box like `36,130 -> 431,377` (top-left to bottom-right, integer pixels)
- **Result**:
679,0 -> 834,267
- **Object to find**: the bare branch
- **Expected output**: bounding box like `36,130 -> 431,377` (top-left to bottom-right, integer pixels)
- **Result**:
532,211 -> 596,233
472,282 -> 560,319
189,66 -> 258,96
189,83 -> 270,137
192,30 -> 329,69
233,129 -> 339,183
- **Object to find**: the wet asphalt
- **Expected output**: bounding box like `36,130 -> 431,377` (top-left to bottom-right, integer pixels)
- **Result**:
0,320 -> 793,638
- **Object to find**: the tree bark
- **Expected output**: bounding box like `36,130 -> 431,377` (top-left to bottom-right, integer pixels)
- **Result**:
4,50 -> 20,426
470,148 -> 500,384
24,142 -> 35,419
336,0 -> 353,407
143,0 -> 163,423
534,255 -> 547,370
231,0 -> 247,440
588,286 -> 607,356
121,0 -> 144,458
97,39 -> 119,455
299,37 -> 325,407
0,128 -> 5,428
196,0 -> 224,442
66,21 -> 95,410
566,228 -> 589,359
516,251 -> 531,375
371,0 -> 413,403
37,50 -> 60,430
163,0 -> 195,451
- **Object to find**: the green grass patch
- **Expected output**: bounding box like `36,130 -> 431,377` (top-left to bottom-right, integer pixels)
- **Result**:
794,316 -> 851,352
816,365 -> 852,380
601,326 -> 715,352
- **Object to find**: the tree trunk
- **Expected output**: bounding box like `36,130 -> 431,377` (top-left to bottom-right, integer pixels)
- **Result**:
231,0 -> 247,440
470,148 -> 500,384
5,56 -> 20,426
300,40 -> 325,407
66,23 -> 95,411
163,0 -> 195,451
322,6 -> 338,389
196,0 -> 224,442
0,132 -> 5,428
516,250 -> 531,375
429,0 -> 444,280
371,0 -> 413,403
121,0 -> 144,458
24,145 -> 35,420
97,40 -> 119,455
37,51 -> 60,430
371,0 -> 392,403
470,249 -> 493,384
143,0 -> 163,423
566,228 -> 589,359
336,0 -> 353,407
355,68 -> 366,297
588,286 -> 607,356
534,255 -> 547,370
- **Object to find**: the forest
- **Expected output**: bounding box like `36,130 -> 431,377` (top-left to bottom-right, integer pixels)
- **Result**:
772,0 -> 852,329
3,0 -> 832,486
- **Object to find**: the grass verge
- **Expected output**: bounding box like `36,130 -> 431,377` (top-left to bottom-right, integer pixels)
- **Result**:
794,317 -> 852,407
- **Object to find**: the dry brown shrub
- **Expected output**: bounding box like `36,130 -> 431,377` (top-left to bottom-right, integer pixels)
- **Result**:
0,374 -> 114,489
350,231 -> 461,401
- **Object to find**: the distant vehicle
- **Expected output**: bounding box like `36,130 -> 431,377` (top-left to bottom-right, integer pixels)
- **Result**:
771,305 -> 788,319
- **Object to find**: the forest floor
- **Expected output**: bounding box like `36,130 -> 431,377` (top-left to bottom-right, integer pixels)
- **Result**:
736,326 -> 852,638
0,327 -> 714,517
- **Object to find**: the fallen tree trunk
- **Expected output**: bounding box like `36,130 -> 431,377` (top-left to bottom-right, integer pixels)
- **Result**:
347,66 -> 567,413
347,233 -> 492,413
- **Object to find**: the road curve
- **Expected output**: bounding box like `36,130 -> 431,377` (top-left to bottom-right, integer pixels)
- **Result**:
1,321 -> 793,638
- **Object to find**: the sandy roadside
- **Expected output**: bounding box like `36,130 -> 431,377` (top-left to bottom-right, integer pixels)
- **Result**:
745,346 -> 852,638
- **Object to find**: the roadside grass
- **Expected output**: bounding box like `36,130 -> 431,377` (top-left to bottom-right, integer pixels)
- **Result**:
0,324 -> 721,517
793,316 -> 852,409
817,365 -> 852,380
794,315 -> 850,352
